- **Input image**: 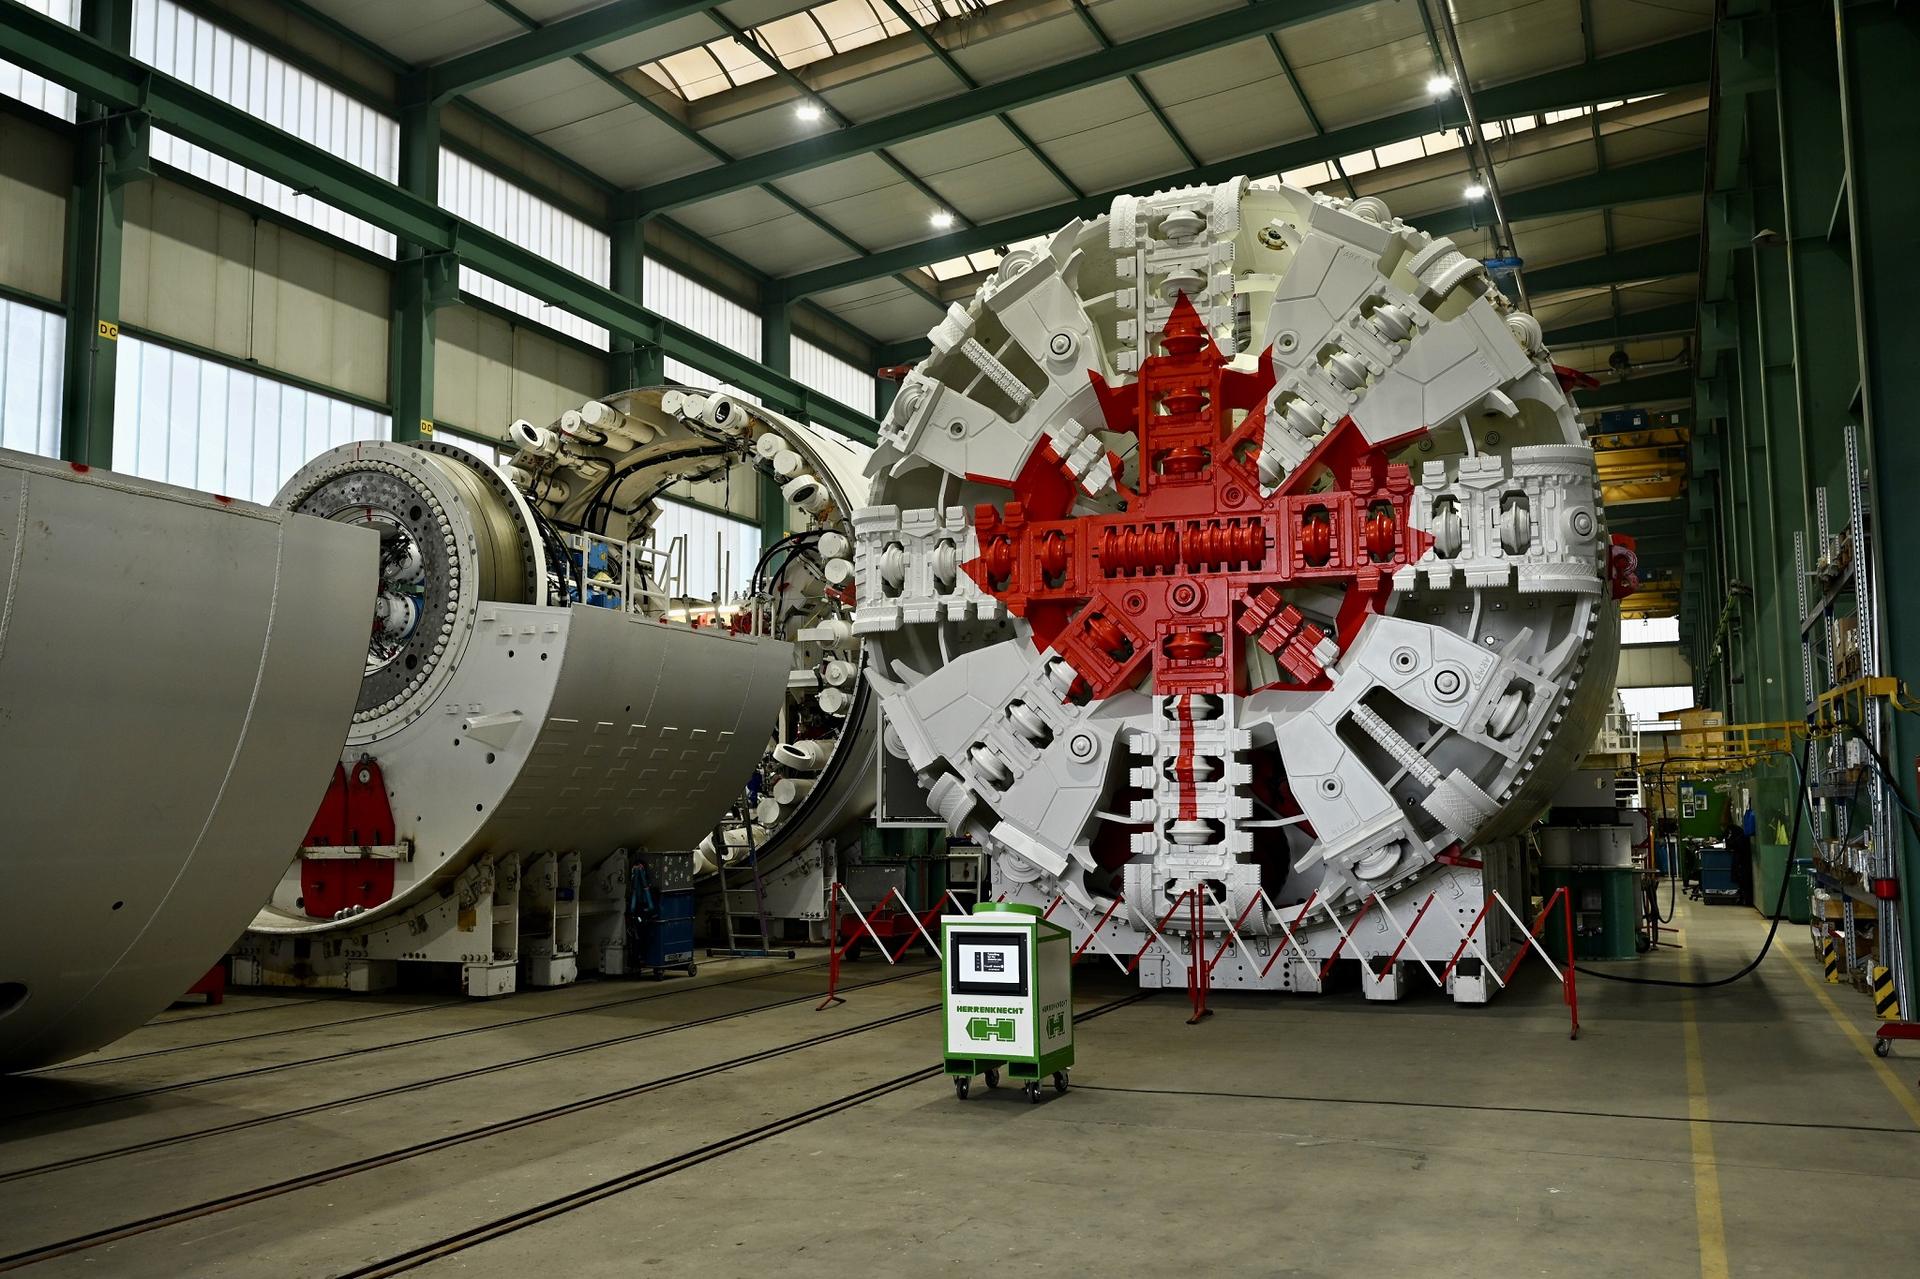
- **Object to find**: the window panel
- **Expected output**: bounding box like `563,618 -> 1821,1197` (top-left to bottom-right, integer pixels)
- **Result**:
0,0 -> 80,120
792,338 -> 876,417
131,0 -> 399,256
650,498 -> 761,603
1619,684 -> 1694,727
112,336 -> 390,503
440,149 -> 612,349
0,296 -> 64,458
1621,617 -> 1680,646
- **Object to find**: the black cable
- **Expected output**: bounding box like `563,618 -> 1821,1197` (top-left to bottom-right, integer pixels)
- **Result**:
1839,723 -> 1920,841
1571,735 -> 1813,989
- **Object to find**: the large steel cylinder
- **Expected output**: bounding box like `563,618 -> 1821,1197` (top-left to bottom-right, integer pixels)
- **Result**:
0,448 -> 373,1069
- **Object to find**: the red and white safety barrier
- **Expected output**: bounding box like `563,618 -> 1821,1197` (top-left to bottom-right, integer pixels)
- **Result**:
1194,882 -> 1580,1036
815,882 -> 964,1010
817,880 -> 1581,1037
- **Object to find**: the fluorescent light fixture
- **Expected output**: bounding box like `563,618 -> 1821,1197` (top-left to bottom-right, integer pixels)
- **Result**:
930,209 -> 955,230
795,101 -> 824,122
1463,182 -> 1488,200
1426,74 -> 1453,98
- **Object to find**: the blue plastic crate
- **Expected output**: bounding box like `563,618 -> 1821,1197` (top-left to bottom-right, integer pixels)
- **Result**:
639,890 -> 695,969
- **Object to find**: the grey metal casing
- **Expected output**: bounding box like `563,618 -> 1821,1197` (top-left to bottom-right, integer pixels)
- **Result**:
0,449 -> 373,1070
249,602 -> 791,937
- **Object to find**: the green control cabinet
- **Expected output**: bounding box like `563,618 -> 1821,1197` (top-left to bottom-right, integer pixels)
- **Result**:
941,902 -> 1073,1103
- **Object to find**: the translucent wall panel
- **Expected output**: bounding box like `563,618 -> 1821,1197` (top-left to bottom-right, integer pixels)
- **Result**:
0,112 -> 70,305
113,336 -> 389,503
434,304 -> 607,442
650,499 -> 760,603
0,297 -> 64,458
1620,617 -> 1680,645
791,337 -> 875,417
1619,684 -> 1694,729
120,179 -> 391,405
0,1 -> 80,121
440,149 -> 610,350
132,0 -> 398,256
643,259 -> 761,397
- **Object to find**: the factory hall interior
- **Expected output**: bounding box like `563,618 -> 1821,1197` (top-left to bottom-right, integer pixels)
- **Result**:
5,0 -> 1920,1273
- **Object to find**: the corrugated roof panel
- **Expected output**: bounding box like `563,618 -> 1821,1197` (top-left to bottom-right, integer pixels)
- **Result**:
769,152 -> 903,213
1610,195 -> 1701,249
885,118 -> 1071,218
815,58 -> 971,123
1086,0 -> 1248,43
1005,79 -> 1187,192
925,146 -> 1073,222
537,104 -> 719,187
699,101 -> 848,160
948,11 -> 1099,85
1441,0 -> 1586,87
1135,38 -> 1289,109
769,160 -> 951,251
672,187 -> 857,272
1589,0 -> 1714,57
1134,36 -> 1316,164
1602,112 -> 1707,166
580,16 -> 732,75
1534,289 -> 1616,330
1282,26 -> 1435,131
297,0 -> 523,65
463,60 -> 635,134
1507,210 -> 1608,265
814,277 -> 945,341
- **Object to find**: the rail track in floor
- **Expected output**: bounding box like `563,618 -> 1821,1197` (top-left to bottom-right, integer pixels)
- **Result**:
0,964 -> 933,1186
338,992 -> 1151,1278
0,957 -> 838,1124
0,969 -> 1069,1272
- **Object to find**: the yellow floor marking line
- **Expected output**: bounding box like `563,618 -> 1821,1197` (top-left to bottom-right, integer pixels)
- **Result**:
1779,943 -> 1920,1129
1680,988 -> 1730,1279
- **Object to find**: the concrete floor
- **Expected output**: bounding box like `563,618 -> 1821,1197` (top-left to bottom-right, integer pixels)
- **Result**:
3,899 -> 1918,1277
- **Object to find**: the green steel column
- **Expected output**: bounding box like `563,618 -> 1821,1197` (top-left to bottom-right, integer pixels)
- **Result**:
1773,0 -> 1857,520
58,0 -> 136,466
1744,95 -> 1810,828
876,374 -> 899,420
1726,341 -> 1764,726
1835,0 -> 1920,1004
609,216 -> 664,388
390,100 -> 441,444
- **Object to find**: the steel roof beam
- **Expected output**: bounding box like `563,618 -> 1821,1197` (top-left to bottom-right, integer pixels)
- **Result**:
1527,237 -> 1699,295
0,4 -> 881,443
775,36 -> 1709,296
1575,369 -> 1693,408
632,0 -> 1375,214
1545,302 -> 1695,350
419,2 -> 721,102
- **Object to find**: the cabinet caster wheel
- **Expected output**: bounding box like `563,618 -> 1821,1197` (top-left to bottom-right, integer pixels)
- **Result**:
1024,1082 -> 1041,1105
1875,1037 -> 1892,1058
954,1077 -> 970,1100
686,964 -> 698,978
984,1068 -> 1000,1089
1053,1070 -> 1069,1094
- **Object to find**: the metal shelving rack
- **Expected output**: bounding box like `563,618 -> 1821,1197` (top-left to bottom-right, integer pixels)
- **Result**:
1795,425 -> 1908,1017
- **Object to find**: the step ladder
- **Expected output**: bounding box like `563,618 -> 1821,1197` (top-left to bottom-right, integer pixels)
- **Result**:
707,806 -> 795,960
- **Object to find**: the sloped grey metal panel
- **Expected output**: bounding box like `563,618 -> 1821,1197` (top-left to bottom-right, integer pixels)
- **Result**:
0,448 -> 375,1070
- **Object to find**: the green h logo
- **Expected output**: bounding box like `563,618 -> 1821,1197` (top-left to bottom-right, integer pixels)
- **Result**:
966,1016 -> 1015,1042
1046,1012 -> 1065,1038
